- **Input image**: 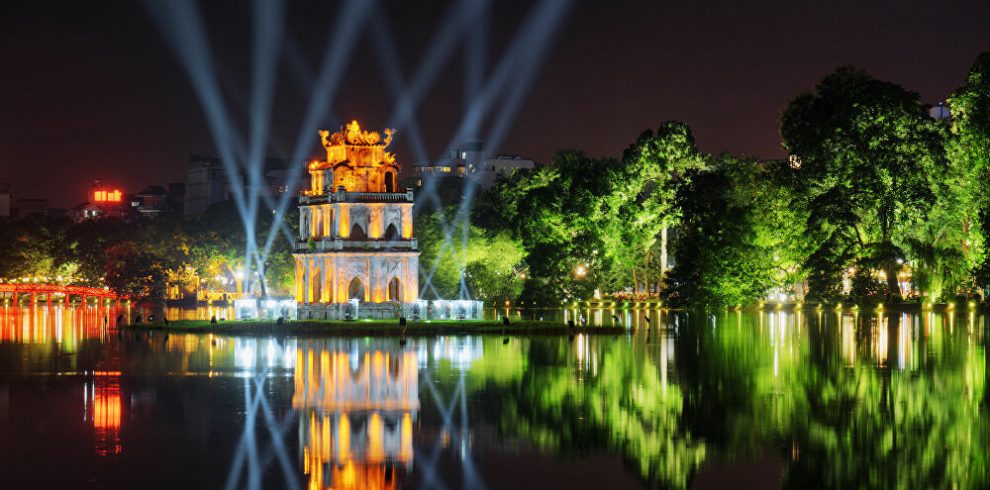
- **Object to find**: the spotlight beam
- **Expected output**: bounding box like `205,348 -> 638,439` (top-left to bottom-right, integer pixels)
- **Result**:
385,0 -> 483,135
214,34 -> 325,249
453,0 -> 572,220
245,0 -> 286,228
143,0 -> 251,224
444,0 -> 572,293
368,6 -> 462,260
446,0 -> 571,150
242,0 -> 287,287
254,375 -> 302,490
481,0 -> 570,158
369,0 -> 472,252
369,16 -> 430,164
223,375 -> 264,490
260,0 -> 373,260
145,0 -> 274,293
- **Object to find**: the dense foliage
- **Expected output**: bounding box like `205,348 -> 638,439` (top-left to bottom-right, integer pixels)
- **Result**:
415,209 -> 525,304
485,52 -> 990,306
0,201 -> 295,301
665,157 -> 807,306
5,52 -> 990,307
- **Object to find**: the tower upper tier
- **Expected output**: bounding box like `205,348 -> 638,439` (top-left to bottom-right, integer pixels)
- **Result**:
306,121 -> 400,194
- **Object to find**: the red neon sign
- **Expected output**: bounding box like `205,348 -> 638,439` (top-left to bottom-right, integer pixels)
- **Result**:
93,189 -> 122,203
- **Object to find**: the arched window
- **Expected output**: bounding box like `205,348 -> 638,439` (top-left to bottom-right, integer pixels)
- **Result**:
384,171 -> 394,192
387,277 -> 401,302
349,223 -> 367,240
383,223 -> 399,241
348,277 -> 365,301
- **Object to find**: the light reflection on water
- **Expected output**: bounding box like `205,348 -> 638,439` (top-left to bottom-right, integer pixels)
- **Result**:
0,306 -> 987,489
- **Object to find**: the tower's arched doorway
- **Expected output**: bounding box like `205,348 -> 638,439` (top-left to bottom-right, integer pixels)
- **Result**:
348,277 -> 365,301
384,223 -> 399,241
387,277 -> 401,302
350,223 -> 367,240
384,171 -> 394,192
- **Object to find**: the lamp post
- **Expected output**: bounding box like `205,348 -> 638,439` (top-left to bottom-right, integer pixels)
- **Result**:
574,264 -> 587,279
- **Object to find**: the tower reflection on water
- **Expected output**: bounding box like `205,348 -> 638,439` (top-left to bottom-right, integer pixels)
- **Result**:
293,345 -> 418,490
226,336 -> 483,490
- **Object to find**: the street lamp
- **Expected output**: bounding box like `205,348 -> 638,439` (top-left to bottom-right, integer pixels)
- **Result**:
574,264 -> 587,278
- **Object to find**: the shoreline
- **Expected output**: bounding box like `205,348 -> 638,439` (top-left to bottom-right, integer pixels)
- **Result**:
123,319 -> 626,337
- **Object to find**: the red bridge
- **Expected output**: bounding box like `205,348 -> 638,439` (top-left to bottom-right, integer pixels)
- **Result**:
0,284 -> 123,308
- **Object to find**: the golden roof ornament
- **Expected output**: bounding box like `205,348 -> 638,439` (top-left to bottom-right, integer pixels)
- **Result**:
320,120 -> 395,151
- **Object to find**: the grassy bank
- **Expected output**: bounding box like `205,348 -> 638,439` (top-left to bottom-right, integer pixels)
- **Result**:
124,319 -> 624,337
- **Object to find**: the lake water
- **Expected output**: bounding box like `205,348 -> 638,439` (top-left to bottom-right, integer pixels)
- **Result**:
0,306 -> 987,489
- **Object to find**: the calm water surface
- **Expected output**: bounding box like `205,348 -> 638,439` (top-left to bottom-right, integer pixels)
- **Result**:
0,306 -> 987,489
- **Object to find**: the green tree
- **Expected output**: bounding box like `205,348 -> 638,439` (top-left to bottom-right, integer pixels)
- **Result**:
0,216 -> 72,280
947,52 -> 990,297
57,217 -> 131,285
104,240 -> 167,300
493,150 -> 617,304
602,121 -> 706,295
665,157 -> 807,306
782,67 -> 946,301
416,210 -> 526,303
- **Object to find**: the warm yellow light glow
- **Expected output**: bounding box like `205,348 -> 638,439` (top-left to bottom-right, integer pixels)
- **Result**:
93,390 -> 121,430
338,413 -> 351,460
368,204 -> 383,239
368,412 -> 384,463
401,206 -> 413,239
874,318 -> 889,366
296,120 -> 420,312
338,204 -> 350,237
315,121 -> 398,194
294,261 -> 305,303
400,412 -> 413,462
323,205 -> 332,238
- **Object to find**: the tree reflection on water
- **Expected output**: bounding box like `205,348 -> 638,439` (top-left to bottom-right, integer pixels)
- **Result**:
0,307 -> 987,489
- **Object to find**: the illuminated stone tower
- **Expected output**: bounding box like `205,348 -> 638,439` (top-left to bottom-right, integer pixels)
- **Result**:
294,121 -> 419,319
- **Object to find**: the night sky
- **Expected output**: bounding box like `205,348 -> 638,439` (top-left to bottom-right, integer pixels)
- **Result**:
2,0 -> 988,208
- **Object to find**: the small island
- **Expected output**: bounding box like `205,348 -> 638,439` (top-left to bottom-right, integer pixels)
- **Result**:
125,319 -> 623,337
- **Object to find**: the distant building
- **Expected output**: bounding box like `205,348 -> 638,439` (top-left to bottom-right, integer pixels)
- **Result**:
0,183 -> 10,220
70,180 -> 184,221
15,198 -> 50,219
166,183 -> 185,215
76,184 -> 131,221
929,101 -> 951,121
134,185 -> 169,216
480,154 -> 539,185
184,154 -> 305,216
408,140 -> 536,189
